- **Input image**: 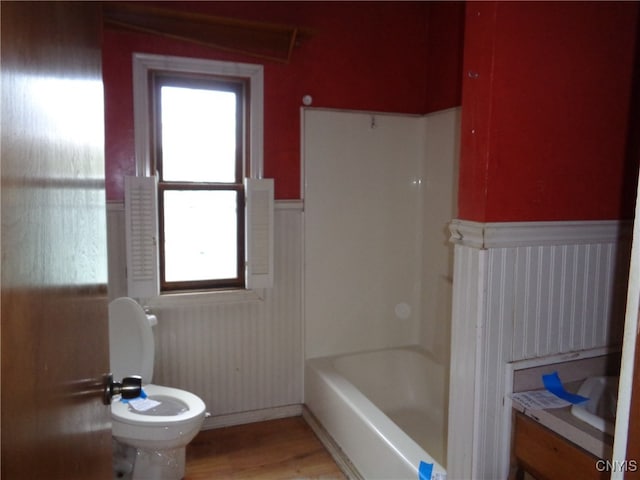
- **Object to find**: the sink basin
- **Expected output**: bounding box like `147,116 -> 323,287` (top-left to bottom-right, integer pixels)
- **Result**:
571,376 -> 619,435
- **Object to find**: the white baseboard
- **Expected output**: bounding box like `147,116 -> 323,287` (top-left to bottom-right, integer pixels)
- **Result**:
201,404 -> 303,430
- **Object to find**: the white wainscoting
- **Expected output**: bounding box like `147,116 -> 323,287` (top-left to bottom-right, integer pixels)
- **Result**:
107,201 -> 304,429
447,219 -> 631,479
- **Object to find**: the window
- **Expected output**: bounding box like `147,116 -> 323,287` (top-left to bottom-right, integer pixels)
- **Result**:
126,54 -> 273,299
154,73 -> 245,291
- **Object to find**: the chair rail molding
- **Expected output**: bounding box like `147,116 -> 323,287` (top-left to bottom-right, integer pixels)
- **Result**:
449,219 -> 630,249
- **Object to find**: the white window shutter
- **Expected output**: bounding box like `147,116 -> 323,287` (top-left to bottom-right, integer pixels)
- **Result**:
245,178 -> 274,289
124,176 -> 160,299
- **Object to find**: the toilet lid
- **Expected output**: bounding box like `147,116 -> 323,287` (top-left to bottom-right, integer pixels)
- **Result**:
109,297 -> 154,384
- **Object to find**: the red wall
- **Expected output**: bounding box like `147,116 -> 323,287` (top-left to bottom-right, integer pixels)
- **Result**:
103,1 -> 464,201
458,1 -> 640,222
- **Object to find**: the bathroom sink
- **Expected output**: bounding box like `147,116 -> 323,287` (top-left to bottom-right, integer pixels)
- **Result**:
570,376 -> 619,435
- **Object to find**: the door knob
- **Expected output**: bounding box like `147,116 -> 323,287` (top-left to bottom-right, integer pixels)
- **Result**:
103,373 -> 142,405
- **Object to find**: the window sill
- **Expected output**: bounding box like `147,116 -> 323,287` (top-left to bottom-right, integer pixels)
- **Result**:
143,288 -> 265,308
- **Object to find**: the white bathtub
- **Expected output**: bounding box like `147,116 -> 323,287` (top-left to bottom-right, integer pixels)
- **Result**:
304,346 -> 447,479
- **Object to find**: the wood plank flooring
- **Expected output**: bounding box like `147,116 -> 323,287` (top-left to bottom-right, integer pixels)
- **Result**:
184,416 -> 348,479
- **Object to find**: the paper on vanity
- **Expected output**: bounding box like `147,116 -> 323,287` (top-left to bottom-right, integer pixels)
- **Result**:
511,389 -> 572,410
128,397 -> 162,412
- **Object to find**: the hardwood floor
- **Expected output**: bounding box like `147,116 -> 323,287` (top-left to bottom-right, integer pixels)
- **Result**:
184,416 -> 348,479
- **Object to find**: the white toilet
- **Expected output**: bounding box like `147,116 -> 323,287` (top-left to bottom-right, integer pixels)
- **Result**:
109,297 -> 206,480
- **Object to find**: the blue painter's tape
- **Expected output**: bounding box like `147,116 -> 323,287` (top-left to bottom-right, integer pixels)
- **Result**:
542,371 -> 588,404
120,388 -> 148,403
419,461 -> 433,480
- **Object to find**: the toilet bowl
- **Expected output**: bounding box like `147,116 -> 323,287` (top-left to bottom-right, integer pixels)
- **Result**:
109,297 -> 206,480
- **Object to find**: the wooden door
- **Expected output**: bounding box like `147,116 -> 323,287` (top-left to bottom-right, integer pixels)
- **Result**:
1,2 -> 112,478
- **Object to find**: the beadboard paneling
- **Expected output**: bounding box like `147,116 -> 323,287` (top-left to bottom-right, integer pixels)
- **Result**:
477,247 -> 516,478
106,202 -> 303,426
448,219 -> 630,479
510,242 -> 623,360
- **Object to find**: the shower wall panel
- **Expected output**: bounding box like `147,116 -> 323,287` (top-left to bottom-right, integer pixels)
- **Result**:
303,107 -> 460,359
303,109 -> 425,359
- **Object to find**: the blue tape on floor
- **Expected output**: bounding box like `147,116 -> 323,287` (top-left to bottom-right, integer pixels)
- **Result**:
419,461 -> 433,480
542,371 -> 588,404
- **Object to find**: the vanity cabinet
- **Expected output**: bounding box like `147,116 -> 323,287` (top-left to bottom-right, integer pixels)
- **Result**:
513,413 -> 608,480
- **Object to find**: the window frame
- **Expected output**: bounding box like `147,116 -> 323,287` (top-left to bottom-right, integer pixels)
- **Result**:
152,73 -> 246,292
132,53 -> 265,299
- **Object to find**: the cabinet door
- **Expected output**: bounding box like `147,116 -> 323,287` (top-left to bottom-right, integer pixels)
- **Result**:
513,414 -> 607,480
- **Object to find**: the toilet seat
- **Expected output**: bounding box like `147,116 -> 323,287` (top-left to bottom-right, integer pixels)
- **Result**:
111,384 -> 206,426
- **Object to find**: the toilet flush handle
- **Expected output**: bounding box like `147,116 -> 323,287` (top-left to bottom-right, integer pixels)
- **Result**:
102,373 -> 142,405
